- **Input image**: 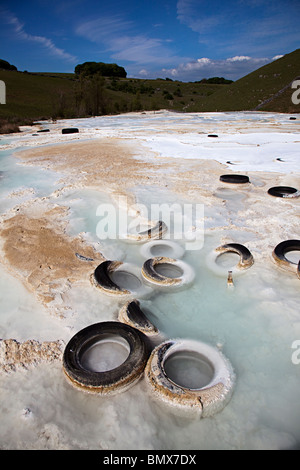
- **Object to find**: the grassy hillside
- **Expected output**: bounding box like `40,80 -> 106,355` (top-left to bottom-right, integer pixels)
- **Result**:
0,70 -> 223,131
0,48 -> 299,133
197,48 -> 300,113
0,71 -> 75,120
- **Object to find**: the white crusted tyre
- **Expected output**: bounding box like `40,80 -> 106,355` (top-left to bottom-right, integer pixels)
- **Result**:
92,260 -> 152,297
118,300 -> 159,336
272,240 -> 300,277
63,321 -> 151,394
140,240 -> 185,260
124,220 -> 168,242
144,339 -> 235,418
207,243 -> 254,276
141,257 -> 195,288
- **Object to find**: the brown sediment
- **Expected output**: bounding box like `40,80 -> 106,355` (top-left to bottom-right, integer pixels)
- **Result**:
16,138 -> 167,195
0,202 -> 104,313
0,338 -> 64,372
15,136 -> 226,202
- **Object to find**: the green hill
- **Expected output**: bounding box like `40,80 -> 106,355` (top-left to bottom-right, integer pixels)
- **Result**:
0,49 -> 299,133
196,48 -> 300,113
0,70 -> 224,132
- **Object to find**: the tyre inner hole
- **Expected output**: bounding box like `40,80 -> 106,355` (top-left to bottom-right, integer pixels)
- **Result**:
163,351 -> 215,390
81,335 -> 130,372
284,250 -> 300,264
216,252 -> 240,269
110,271 -> 142,290
155,263 -> 184,279
150,244 -> 174,257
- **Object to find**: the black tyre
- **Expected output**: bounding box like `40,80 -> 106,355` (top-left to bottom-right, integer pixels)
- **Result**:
216,243 -> 254,268
125,220 -> 168,241
268,186 -> 298,198
208,243 -> 254,275
62,128 -> 79,134
141,257 -> 195,287
138,220 -> 167,240
272,240 -> 300,273
94,260 -> 124,293
118,300 -> 158,336
220,174 -> 250,184
144,339 -> 235,417
63,321 -> 151,394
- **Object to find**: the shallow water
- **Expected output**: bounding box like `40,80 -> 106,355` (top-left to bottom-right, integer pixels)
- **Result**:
0,112 -> 300,450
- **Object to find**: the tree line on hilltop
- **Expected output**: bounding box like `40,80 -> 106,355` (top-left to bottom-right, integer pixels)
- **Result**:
75,62 -> 127,78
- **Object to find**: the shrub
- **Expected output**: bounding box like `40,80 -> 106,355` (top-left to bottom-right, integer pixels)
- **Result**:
0,119 -> 20,134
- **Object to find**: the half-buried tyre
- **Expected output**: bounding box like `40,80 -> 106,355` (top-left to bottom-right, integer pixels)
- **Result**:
62,128 -> 79,134
144,339 -> 235,418
92,260 -> 152,297
124,220 -> 168,242
267,186 -> 299,198
140,240 -> 185,260
63,321 -> 151,394
141,257 -> 195,289
207,243 -> 254,277
272,240 -> 300,276
118,299 -> 159,336
220,174 -> 250,184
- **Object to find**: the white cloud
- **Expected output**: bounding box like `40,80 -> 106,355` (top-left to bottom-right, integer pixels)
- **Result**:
176,0 -> 222,34
272,55 -> 284,61
76,15 -> 186,67
111,36 -> 180,66
176,0 -> 300,58
3,10 -> 77,63
75,15 -> 133,44
138,69 -> 149,77
162,55 -> 276,81
227,56 -> 252,62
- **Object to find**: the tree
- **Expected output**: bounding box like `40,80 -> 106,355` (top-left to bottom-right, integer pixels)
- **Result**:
73,73 -> 109,116
75,62 -> 127,78
0,59 -> 17,71
195,77 -> 233,84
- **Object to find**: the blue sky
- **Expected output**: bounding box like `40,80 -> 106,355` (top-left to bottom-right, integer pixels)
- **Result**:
0,0 -> 299,81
